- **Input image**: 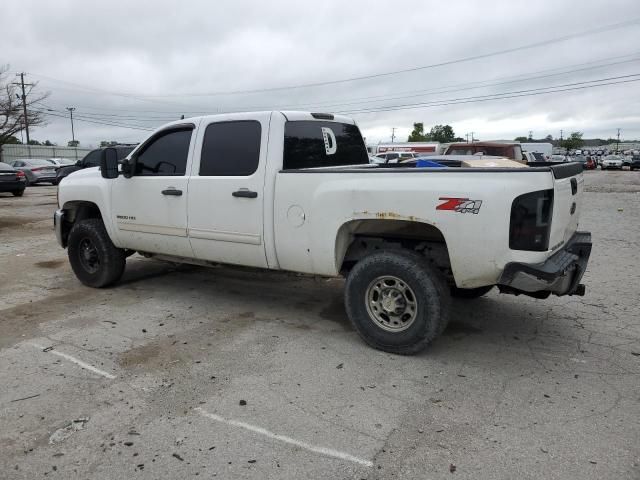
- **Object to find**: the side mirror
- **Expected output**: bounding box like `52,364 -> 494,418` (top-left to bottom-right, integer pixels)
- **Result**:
75,159 -> 83,167
100,148 -> 119,179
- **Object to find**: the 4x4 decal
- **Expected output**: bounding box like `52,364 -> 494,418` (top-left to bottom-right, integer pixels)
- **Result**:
436,197 -> 482,214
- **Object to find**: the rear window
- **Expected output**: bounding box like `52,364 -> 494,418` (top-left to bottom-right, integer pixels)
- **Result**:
283,121 -> 368,170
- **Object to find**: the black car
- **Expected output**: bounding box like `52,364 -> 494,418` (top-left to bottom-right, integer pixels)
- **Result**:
56,145 -> 136,183
0,162 -> 27,196
630,155 -> 640,171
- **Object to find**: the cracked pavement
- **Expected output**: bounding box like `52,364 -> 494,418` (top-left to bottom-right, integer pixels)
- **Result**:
0,170 -> 638,479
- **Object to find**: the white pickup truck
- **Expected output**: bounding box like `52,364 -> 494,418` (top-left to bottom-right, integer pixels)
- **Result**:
55,111 -> 592,354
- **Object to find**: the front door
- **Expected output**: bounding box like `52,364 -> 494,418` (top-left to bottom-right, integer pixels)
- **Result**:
187,113 -> 270,268
110,125 -> 196,258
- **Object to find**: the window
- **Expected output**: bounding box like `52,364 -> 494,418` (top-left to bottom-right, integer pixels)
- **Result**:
134,128 -> 192,176
83,150 -> 102,167
199,121 -> 261,176
283,121 -> 368,170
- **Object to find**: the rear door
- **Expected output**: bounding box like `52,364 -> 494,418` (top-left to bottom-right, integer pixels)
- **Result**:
187,113 -> 270,268
110,125 -> 196,257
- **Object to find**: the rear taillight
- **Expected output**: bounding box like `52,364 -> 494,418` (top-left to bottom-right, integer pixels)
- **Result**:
16,170 -> 25,177
31,167 -> 43,172
509,189 -> 554,251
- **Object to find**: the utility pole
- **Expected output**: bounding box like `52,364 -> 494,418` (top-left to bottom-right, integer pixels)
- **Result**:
391,128 -> 396,143
616,128 -> 621,153
465,133 -> 469,143
560,129 -> 563,141
66,107 -> 76,144
471,131 -> 475,142
528,130 -> 533,140
12,73 -> 34,145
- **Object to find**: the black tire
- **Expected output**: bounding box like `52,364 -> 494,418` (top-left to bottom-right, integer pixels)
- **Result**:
451,285 -> 493,299
12,189 -> 25,197
344,250 -> 450,355
68,218 -> 126,287
24,177 -> 31,186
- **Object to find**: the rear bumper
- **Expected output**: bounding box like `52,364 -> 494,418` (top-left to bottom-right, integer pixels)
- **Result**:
0,179 -> 26,192
498,231 -> 592,297
54,209 -> 67,248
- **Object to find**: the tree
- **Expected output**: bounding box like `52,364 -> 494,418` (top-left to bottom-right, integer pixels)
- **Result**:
68,140 -> 79,147
544,134 -> 553,141
407,123 -> 428,142
100,140 -> 120,147
427,124 -> 456,143
0,65 -> 49,146
44,140 -> 55,146
514,136 -> 528,142
561,132 -> 583,151
4,135 -> 20,144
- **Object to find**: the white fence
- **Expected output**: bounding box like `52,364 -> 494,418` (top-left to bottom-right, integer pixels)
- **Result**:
0,144 -> 93,163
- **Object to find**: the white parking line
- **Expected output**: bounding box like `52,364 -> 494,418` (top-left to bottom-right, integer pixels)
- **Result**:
30,343 -> 116,379
195,407 -> 373,467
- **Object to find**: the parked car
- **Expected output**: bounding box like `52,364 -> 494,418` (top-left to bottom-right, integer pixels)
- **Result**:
600,155 -> 624,170
8,158 -> 58,185
45,158 -> 75,167
629,155 -> 640,171
0,162 -> 27,196
550,154 -> 569,162
55,111 -> 591,355
56,145 -> 136,184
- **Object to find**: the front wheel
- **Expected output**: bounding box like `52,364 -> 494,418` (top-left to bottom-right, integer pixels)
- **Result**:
68,218 -> 126,287
345,250 -> 450,355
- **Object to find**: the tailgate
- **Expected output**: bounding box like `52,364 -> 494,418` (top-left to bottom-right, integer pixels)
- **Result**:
548,163 -> 583,250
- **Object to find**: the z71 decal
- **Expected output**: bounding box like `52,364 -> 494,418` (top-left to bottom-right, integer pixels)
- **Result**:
436,197 -> 482,214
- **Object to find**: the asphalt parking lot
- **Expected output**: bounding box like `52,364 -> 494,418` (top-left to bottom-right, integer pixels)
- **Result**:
1,171 -> 638,480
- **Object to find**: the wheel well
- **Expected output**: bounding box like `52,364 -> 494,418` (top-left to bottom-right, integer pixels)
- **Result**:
60,201 -> 103,245
63,201 -> 103,223
336,219 -> 454,283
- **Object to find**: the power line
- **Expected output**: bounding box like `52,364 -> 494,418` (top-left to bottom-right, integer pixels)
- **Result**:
33,109 -> 155,131
139,17 -> 640,96
33,53 -> 640,122
338,75 -> 640,115
28,18 -> 640,98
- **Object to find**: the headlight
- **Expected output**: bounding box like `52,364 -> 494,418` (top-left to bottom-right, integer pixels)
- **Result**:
509,189 -> 554,251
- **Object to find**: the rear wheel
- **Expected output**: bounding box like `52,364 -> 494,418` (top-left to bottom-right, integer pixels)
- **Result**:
68,218 -> 126,287
345,250 -> 450,355
12,189 -> 25,197
451,285 -> 493,299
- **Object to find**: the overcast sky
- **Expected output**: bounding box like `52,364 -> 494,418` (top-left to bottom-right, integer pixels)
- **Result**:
5,0 -> 640,147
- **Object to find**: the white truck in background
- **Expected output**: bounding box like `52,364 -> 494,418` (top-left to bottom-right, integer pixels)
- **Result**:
55,111 -> 592,354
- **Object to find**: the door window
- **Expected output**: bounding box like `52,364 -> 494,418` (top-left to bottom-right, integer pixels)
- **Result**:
135,128 -> 193,176
199,121 -> 261,176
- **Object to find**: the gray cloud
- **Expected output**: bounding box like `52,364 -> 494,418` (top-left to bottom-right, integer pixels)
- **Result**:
5,0 -> 640,146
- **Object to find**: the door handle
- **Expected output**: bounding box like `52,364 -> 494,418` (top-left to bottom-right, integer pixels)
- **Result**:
232,189 -> 258,198
161,188 -> 183,196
